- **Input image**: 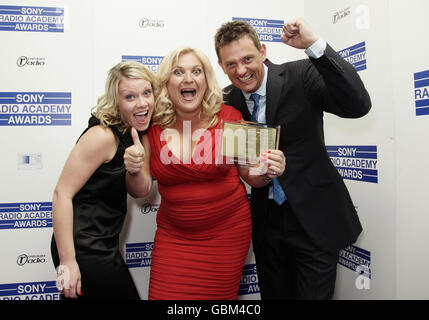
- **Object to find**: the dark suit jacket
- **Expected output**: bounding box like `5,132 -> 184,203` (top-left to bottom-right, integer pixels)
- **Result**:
223,44 -> 372,252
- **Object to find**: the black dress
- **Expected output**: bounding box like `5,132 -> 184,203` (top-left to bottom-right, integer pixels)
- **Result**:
51,116 -> 140,300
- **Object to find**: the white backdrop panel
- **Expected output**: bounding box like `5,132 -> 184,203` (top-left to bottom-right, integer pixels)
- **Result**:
1,0 -> 429,301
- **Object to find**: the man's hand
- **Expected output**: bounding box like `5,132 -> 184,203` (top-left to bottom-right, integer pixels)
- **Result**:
281,18 -> 319,49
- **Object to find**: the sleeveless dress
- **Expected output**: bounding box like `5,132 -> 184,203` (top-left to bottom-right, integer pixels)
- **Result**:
51,116 -> 140,300
147,105 -> 252,300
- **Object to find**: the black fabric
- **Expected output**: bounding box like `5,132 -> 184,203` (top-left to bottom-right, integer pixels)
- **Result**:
51,115 -> 139,300
253,200 -> 339,300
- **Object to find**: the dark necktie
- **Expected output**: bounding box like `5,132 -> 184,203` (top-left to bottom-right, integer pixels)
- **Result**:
250,93 -> 260,122
249,93 -> 286,205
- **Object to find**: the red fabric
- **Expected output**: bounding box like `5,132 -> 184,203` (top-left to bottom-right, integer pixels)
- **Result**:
147,104 -> 251,299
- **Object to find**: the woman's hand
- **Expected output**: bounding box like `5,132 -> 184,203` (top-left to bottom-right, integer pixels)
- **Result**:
261,149 -> 286,179
124,128 -> 145,174
56,259 -> 82,299
241,149 -> 286,187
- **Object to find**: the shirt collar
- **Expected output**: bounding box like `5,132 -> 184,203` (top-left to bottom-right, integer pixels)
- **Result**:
242,64 -> 268,100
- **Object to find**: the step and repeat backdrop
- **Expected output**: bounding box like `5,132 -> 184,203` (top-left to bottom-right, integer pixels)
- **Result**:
0,0 -> 428,300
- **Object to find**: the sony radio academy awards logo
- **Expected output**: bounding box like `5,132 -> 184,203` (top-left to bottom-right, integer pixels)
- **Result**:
125,242 -> 153,268
0,5 -> 64,33
122,55 -> 164,74
338,42 -> 367,72
413,69 -> 429,116
327,145 -> 378,183
0,92 -> 72,126
339,245 -> 371,290
0,202 -> 52,229
232,17 -> 284,43
0,281 -> 60,300
239,264 -> 259,296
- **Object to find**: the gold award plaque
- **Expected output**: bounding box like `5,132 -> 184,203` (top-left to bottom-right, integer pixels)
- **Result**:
221,119 -> 280,166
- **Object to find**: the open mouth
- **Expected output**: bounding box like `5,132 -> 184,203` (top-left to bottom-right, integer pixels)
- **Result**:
134,110 -> 149,125
238,74 -> 254,82
135,110 -> 148,117
181,89 -> 196,100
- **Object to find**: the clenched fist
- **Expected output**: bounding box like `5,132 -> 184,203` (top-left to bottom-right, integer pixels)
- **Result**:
281,18 -> 319,49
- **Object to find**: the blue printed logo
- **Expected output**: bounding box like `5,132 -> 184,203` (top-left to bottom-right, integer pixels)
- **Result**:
232,17 -> 284,43
238,264 -> 259,296
0,202 -> 52,229
125,242 -> 153,268
327,145 -> 378,183
18,153 -> 42,170
0,92 -> 71,126
338,42 -> 367,72
338,245 -> 371,279
122,55 -> 164,73
414,69 -> 429,116
0,5 -> 64,33
0,281 -> 60,300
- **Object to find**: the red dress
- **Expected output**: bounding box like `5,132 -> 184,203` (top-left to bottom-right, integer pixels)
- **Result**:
147,105 -> 252,300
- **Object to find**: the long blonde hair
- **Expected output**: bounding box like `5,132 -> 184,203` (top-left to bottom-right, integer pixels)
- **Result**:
152,47 -> 223,128
92,61 -> 158,133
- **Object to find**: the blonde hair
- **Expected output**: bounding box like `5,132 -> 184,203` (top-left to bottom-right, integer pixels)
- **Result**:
152,47 -> 223,128
92,61 -> 158,133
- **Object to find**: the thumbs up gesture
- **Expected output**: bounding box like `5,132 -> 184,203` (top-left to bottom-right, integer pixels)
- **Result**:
124,127 -> 145,175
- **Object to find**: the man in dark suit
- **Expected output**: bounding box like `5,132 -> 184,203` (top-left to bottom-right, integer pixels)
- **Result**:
214,18 -> 371,299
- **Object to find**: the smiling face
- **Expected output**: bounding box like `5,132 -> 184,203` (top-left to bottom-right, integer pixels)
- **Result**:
117,77 -> 154,131
167,52 -> 208,120
218,35 -> 266,93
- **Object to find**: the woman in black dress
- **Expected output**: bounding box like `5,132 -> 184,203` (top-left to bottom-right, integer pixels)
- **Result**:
51,61 -> 156,299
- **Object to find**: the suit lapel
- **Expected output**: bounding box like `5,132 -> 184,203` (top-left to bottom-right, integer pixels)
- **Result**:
265,62 -> 285,125
226,60 -> 286,124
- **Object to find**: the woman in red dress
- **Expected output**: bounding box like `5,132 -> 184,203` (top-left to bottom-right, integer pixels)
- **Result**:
124,47 -> 286,299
